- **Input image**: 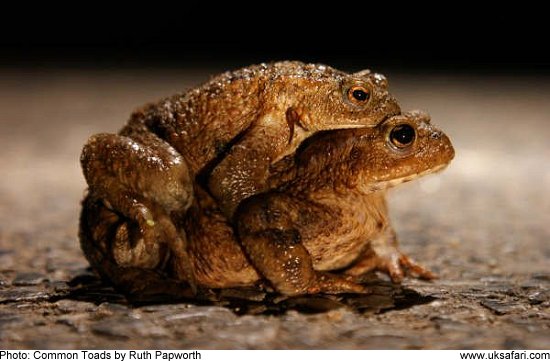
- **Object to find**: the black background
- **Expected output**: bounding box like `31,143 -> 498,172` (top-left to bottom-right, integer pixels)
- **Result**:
2,4 -> 548,73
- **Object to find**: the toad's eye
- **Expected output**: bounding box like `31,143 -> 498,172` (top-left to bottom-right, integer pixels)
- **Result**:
389,124 -> 416,148
347,85 -> 370,105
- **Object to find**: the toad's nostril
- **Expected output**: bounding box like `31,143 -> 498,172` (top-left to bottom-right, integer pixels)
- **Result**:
430,131 -> 442,139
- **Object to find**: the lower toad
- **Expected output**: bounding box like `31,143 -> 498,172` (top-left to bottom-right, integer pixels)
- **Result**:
80,111 -> 454,297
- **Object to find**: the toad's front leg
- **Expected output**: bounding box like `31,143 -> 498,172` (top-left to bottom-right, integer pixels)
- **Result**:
208,112 -> 300,218
80,131 -> 195,287
345,227 -> 436,283
236,194 -> 367,296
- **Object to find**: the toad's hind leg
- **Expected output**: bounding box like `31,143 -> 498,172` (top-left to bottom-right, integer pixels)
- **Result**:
81,131 -> 194,215
236,195 -> 367,296
79,196 -> 195,301
80,131 -> 196,289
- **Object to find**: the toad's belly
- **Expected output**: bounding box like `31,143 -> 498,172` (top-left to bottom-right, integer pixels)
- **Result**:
303,192 -> 388,271
304,221 -> 373,271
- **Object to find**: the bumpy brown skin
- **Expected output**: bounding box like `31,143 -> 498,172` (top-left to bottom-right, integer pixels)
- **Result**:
80,61 -> 400,294
80,110 -> 454,298
236,111 -> 455,295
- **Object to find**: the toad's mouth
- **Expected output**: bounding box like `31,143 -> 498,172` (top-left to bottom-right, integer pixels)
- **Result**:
345,112 -> 399,128
278,112 -> 401,162
364,163 -> 450,192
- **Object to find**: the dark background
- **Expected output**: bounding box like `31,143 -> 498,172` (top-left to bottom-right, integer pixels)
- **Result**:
2,5 -> 548,73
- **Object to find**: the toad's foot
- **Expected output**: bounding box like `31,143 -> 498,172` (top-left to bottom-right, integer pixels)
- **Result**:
107,198 -> 197,293
398,253 -> 437,281
110,198 -> 161,269
345,228 -> 436,283
80,196 -> 197,297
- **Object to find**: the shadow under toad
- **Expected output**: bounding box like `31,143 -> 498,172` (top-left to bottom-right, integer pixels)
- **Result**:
59,270 -> 435,315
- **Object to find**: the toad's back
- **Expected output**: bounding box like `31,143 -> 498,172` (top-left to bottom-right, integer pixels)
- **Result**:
119,61 -> 348,176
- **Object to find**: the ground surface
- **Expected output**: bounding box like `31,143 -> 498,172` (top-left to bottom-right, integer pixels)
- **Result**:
0,67 -> 548,349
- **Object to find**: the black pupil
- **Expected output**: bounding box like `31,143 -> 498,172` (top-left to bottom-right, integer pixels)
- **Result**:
352,89 -> 368,101
390,124 -> 415,146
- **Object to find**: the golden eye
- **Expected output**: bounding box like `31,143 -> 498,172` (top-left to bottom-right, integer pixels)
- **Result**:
347,85 -> 371,105
389,124 -> 416,148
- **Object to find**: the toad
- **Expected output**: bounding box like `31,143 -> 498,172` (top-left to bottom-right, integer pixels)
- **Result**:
80,110 -> 454,297
80,61 -> 401,291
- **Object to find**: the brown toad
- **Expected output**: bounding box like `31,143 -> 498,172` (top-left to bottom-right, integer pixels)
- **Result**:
80,61 -> 400,292
236,111 -> 454,295
80,110 -> 454,297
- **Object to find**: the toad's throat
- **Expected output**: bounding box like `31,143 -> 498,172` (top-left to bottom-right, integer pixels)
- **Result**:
362,163 -> 449,192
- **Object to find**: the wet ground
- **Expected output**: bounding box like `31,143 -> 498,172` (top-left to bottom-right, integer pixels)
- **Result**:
0,67 -> 548,349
